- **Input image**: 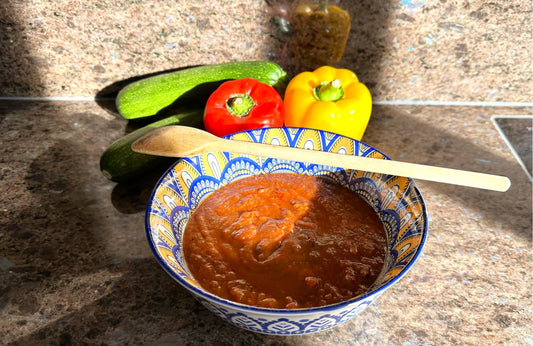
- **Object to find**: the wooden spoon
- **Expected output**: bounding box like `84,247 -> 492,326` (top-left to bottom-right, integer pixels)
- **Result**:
131,126 -> 511,192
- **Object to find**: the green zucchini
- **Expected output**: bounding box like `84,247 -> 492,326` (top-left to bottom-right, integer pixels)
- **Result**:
100,109 -> 203,183
116,61 -> 287,120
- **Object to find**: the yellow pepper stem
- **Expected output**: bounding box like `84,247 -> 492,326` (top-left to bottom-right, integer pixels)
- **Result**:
314,79 -> 344,102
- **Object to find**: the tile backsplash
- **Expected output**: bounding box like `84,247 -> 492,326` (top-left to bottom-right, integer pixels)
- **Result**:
1,0 -> 531,103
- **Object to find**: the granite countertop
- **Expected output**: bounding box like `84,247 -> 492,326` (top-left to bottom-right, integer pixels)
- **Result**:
1,101 -> 531,345
1,0 -> 532,344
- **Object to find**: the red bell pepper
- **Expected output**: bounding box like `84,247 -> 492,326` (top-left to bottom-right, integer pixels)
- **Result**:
203,78 -> 284,137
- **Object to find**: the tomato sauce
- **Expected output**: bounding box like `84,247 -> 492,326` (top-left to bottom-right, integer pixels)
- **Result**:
183,173 -> 386,309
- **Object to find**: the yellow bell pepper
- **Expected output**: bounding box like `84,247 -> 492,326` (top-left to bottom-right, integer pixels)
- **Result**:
284,66 -> 372,140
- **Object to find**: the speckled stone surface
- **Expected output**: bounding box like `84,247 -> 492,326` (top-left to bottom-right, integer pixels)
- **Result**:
1,0 -> 531,102
1,101 -> 531,344
1,0 -> 532,344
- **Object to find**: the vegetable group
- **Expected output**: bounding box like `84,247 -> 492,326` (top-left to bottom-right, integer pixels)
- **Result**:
116,61 -> 287,120
203,78 -> 284,137
101,61 -> 373,183
101,61 -> 287,182
283,66 -> 372,140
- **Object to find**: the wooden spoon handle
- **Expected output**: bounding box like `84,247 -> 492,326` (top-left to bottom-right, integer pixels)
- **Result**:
221,139 -> 511,192
131,126 -> 511,192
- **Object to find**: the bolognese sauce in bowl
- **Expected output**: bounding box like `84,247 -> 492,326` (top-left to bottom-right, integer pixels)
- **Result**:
145,127 -> 428,335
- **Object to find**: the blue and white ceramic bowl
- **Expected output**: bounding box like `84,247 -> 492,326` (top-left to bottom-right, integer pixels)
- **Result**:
145,127 -> 428,335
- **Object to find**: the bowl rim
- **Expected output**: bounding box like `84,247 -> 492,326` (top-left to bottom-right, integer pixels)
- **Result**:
144,127 -> 429,314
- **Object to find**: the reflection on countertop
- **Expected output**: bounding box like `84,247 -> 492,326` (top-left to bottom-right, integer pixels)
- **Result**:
493,116 -> 533,180
0,100 -> 531,345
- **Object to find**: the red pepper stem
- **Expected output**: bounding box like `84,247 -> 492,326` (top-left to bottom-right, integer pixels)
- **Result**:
226,93 -> 255,117
315,79 -> 344,102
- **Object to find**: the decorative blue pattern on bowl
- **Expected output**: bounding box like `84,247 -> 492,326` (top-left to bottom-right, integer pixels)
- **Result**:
146,127 -> 428,335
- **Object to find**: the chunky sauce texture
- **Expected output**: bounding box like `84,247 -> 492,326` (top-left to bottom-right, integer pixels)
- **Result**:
183,173 -> 386,309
